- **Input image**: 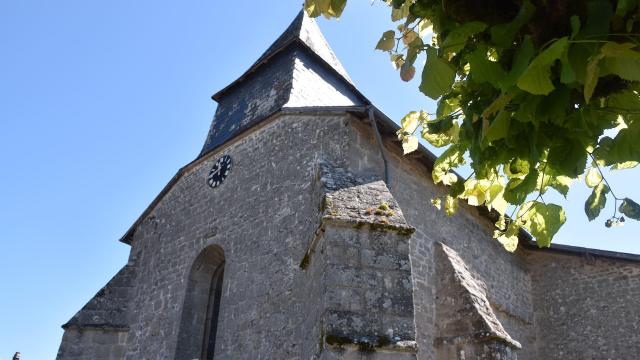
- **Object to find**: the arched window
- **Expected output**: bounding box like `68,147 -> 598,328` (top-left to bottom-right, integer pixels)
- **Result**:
175,245 -> 225,360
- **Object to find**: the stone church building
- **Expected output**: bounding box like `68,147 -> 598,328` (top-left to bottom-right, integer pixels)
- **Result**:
57,11 -> 640,360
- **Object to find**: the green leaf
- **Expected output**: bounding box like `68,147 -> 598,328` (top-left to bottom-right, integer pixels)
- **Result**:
304,0 -> 323,17
329,0 -> 347,17
518,201 -> 566,247
504,169 -> 538,205
567,43 -> 592,83
503,36 -> 534,88
399,111 -> 422,135
537,86 -> 571,125
469,49 -> 507,89
431,197 -> 442,210
482,93 -> 514,121
599,43 -> 640,81
616,0 -> 639,17
560,52 -> 576,84
536,37 -> 570,67
619,198 -> 640,220
585,167 -> 602,188
432,145 -> 465,185
536,167 -> 573,197
570,15 -> 581,39
391,0 -> 411,21
420,48 -> 456,100
422,122 -> 459,147
611,161 -> 639,170
546,175 -> 572,197
514,95 -> 542,123
484,110 -> 510,143
376,30 -> 396,51
494,221 -> 520,252
517,37 -> 569,95
444,195 -> 458,216
441,21 -> 487,54
405,38 -> 422,67
490,0 -> 536,47
547,136 -> 587,177
608,90 -> 640,111
391,0 -> 406,9
602,57 -> 640,81
390,53 -> 404,69
402,135 -> 419,154
507,158 -> 530,178
436,96 -> 460,118
585,182 -> 609,221
600,42 -> 640,58
607,121 -> 640,164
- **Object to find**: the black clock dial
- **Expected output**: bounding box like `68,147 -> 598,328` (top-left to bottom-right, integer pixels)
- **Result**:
208,155 -> 232,188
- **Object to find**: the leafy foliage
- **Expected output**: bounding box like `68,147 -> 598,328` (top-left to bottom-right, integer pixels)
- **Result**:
306,0 -> 640,251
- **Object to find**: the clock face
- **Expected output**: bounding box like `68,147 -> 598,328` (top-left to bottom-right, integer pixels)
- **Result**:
208,155 -> 232,188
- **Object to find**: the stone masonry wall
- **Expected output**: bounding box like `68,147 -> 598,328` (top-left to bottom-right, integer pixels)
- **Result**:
57,329 -> 128,360
321,224 -> 415,349
526,251 -> 640,359
344,119 -> 535,360
121,113 -> 357,359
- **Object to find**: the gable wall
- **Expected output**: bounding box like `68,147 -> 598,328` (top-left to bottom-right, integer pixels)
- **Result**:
122,113 -> 355,359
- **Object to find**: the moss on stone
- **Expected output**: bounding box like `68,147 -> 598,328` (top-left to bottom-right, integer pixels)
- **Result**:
377,202 -> 391,211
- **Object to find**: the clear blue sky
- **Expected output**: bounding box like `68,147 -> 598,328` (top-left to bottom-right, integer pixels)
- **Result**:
1,1 -> 638,358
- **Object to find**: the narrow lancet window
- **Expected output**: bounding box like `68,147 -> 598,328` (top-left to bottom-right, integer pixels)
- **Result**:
201,264 -> 224,359
175,246 -> 225,360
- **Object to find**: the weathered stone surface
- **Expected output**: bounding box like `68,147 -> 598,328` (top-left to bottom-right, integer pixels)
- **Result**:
318,161 -> 414,233
434,242 -> 520,360
527,251 -> 640,359
56,329 -> 128,360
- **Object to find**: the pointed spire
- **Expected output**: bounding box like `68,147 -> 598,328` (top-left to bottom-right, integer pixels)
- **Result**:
253,10 -> 352,82
212,10 -> 351,101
